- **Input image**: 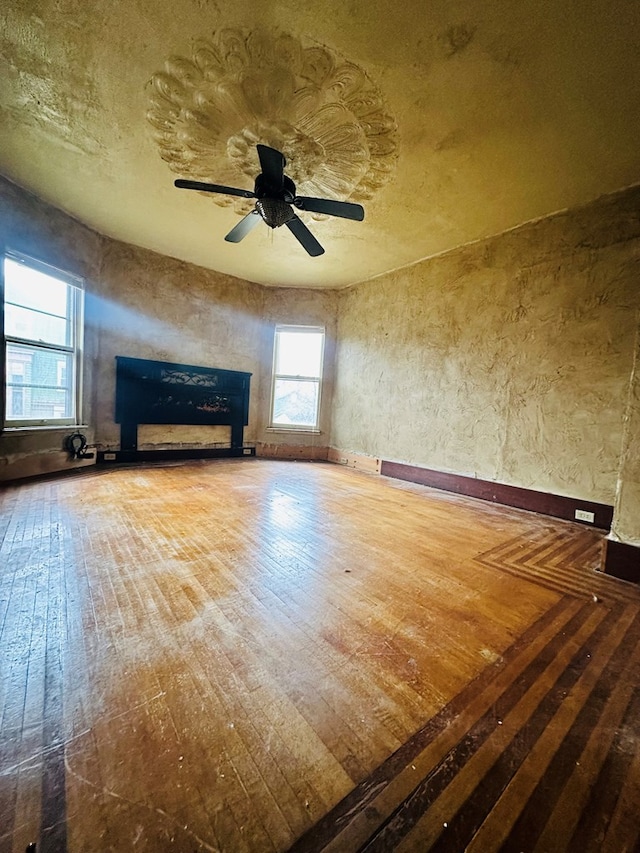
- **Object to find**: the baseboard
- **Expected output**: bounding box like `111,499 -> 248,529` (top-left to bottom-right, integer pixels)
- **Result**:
256,443 -> 329,461
0,448 -> 97,483
380,460 -> 613,530
327,448 -> 381,473
603,539 -> 640,583
97,447 -> 255,463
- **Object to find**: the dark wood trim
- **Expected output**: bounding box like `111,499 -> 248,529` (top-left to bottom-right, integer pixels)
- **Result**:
97,447 -> 255,464
380,461 -> 613,530
604,539 -> 640,584
120,421 -> 138,452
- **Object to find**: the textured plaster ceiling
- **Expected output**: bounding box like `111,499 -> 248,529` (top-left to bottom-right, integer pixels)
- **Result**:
1,1 -> 639,289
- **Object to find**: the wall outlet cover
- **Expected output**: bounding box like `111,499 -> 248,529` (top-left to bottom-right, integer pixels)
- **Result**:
575,509 -> 595,523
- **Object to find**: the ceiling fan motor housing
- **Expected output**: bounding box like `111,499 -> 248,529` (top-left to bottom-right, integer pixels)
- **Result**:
255,197 -> 295,228
253,170 -> 297,228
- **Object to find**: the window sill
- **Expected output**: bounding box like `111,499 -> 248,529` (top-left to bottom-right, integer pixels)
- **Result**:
3,424 -> 89,433
266,427 -> 321,435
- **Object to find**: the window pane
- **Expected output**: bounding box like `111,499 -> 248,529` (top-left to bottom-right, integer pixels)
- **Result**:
4,257 -> 74,347
6,343 -> 74,421
276,331 -> 323,378
5,302 -> 70,346
272,379 -> 319,427
4,258 -> 71,316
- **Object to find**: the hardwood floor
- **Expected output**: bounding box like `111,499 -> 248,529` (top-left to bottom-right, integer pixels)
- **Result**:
1,459 -> 639,852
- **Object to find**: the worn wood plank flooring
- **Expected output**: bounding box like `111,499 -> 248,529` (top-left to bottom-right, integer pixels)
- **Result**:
1,459 -> 639,852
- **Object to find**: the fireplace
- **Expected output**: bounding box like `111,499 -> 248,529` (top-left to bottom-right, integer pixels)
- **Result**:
101,356 -> 253,462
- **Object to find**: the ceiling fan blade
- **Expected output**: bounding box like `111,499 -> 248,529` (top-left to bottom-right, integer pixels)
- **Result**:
285,214 -> 325,257
175,179 -> 255,199
256,145 -> 285,192
224,210 -> 261,243
294,196 -> 365,221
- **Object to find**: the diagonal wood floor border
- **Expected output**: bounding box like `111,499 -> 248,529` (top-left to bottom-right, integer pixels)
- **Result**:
474,526 -> 640,606
287,595 -> 640,853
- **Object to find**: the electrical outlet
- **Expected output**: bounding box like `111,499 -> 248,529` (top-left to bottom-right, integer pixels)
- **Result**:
104,452 -> 116,461
243,448 -> 252,455
575,509 -> 595,523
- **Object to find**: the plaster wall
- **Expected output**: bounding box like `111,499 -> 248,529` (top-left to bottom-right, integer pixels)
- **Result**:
92,243 -> 337,455
93,240 -> 265,452
332,185 -> 640,507
0,177 -> 338,477
612,317 -> 640,545
0,176 -> 102,480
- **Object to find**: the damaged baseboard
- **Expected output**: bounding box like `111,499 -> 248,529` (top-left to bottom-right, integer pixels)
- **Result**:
256,443 -> 329,461
1,448 -> 97,483
328,448 -> 381,474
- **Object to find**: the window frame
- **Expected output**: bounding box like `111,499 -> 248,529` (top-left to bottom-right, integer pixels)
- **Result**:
269,324 -> 325,432
2,250 -> 85,429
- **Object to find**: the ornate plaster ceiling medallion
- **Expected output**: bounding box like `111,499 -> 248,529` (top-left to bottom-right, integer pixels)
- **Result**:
147,29 -> 397,213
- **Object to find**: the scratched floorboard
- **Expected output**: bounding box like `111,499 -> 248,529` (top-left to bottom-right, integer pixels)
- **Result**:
0,459 -> 638,852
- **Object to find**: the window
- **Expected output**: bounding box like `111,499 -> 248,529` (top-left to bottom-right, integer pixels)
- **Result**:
270,325 -> 325,430
3,252 -> 84,427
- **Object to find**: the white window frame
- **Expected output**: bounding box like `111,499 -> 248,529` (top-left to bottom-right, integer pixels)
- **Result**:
2,250 -> 84,429
269,325 -> 325,432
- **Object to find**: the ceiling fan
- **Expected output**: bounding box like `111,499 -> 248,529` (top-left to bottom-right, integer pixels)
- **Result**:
174,144 -> 365,257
